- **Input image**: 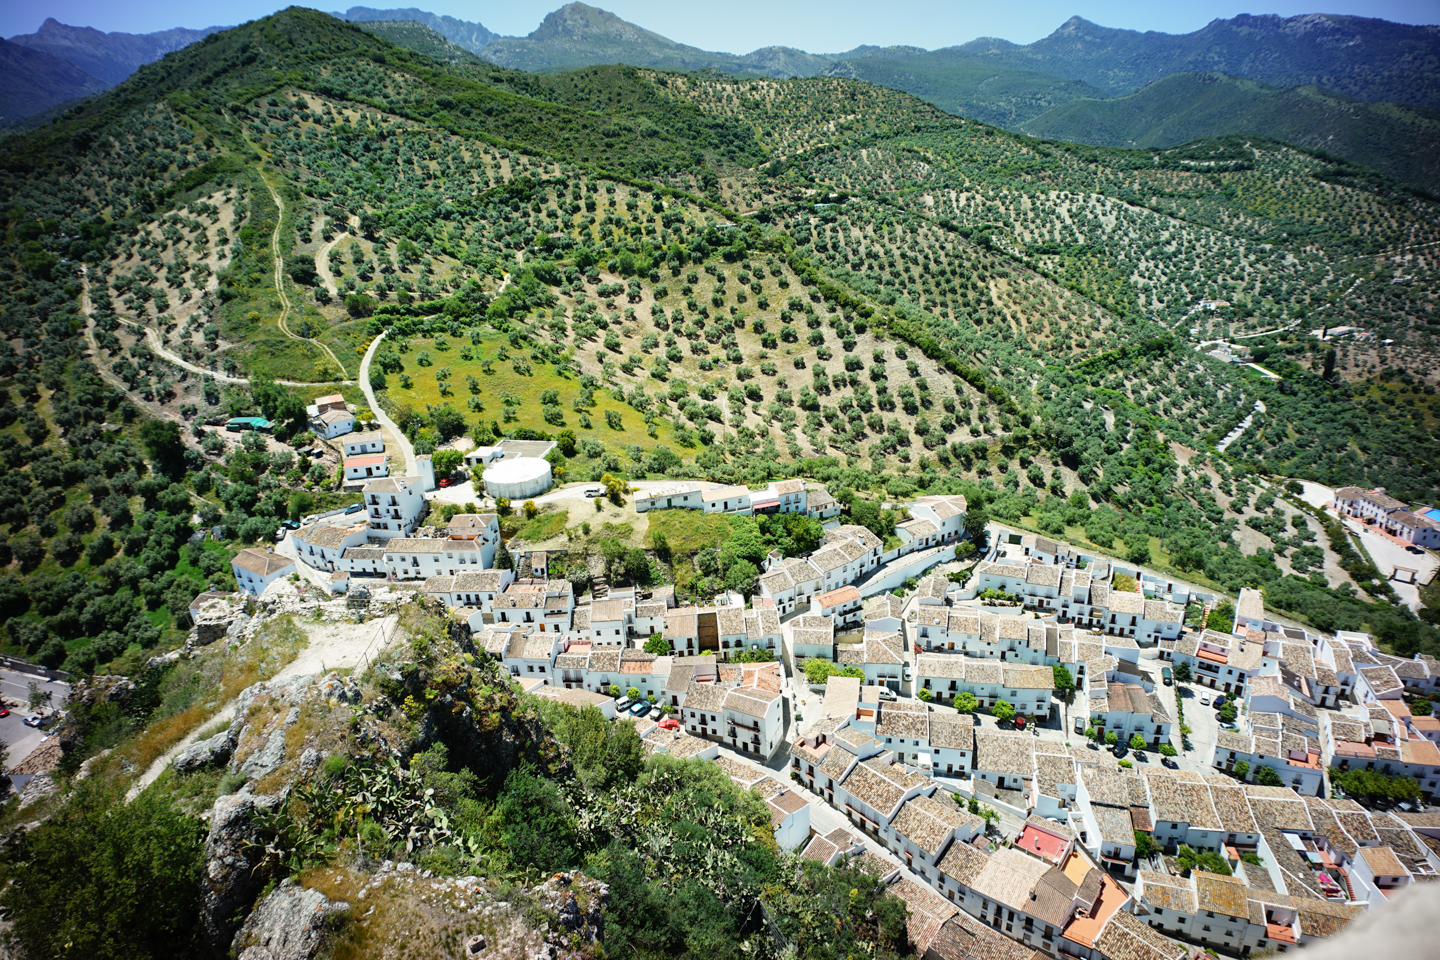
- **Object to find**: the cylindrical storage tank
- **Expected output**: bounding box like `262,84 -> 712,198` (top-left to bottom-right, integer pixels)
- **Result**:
482,458 -> 553,500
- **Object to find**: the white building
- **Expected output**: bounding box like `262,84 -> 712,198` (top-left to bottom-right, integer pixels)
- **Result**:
290,520 -> 369,572
231,548 -> 294,595
363,476 -> 426,538
310,408 -> 355,440
382,537 -> 489,580
634,483 -> 707,512
342,431 -> 384,457
344,453 -> 389,483
482,457 -> 552,499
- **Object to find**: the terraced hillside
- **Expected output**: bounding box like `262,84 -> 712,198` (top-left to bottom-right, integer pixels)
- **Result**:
2,8 -> 1438,674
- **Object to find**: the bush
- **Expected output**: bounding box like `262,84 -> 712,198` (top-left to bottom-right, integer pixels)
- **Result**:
1328,765 -> 1422,803
0,782 -> 206,958
1232,760 -> 1249,779
1255,766 -> 1284,787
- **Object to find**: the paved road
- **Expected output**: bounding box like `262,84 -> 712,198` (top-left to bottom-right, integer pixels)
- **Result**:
358,330 -> 418,476
0,669 -> 70,770
425,477 -> 726,508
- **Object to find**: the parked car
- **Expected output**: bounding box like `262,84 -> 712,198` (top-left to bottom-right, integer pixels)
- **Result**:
1074,716 -> 1086,734
1199,695 -> 1212,706
614,696 -> 632,712
647,707 -> 663,721
1213,696 -> 1227,709
583,486 -> 604,498
438,478 -> 453,488
0,707 -> 10,718
344,503 -> 364,514
1013,716 -> 1027,730
22,715 -> 44,728
658,717 -> 680,731
629,700 -> 652,717
283,519 -> 301,529
1161,667 -> 1173,686
274,527 -> 288,541
1219,721 -> 1238,731
877,688 -> 897,701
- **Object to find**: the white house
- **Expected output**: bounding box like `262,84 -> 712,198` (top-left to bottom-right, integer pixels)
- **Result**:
342,431 -> 384,457
382,537 -> 489,579
702,484 -> 752,515
231,548 -> 294,595
344,453 -> 389,483
633,483 -> 706,512
310,408 -> 355,440
364,476 -> 426,538
290,520 -> 370,572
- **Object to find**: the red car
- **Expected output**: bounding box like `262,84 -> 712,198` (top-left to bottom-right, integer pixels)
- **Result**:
658,718 -> 680,731
0,708 -> 9,718
438,478 -> 453,488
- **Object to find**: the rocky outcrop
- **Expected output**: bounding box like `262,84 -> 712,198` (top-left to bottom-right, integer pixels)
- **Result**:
172,726 -> 237,774
232,879 -> 348,960
201,791 -> 279,953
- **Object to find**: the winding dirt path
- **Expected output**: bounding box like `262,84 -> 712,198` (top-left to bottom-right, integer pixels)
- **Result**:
314,214 -> 360,298
255,171 -> 350,379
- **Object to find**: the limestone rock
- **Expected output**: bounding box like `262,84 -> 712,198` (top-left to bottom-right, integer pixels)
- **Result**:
201,791 -> 279,951
232,879 -> 347,960
173,727 -> 237,774
239,729 -> 286,782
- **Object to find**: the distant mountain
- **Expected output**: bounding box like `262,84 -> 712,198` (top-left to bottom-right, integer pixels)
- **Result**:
331,6 -> 497,53
0,36 -> 107,125
476,2 -> 830,77
348,20 -> 481,64
822,47 -> 1109,128
959,13 -> 1440,110
1018,71 -> 1440,195
7,17 -> 226,87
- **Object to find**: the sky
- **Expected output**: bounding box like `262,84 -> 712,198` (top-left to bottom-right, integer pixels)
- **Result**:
4,1 -> 1438,51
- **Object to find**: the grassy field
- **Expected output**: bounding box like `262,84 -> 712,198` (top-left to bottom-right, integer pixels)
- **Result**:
646,509 -> 733,554
379,332 -> 683,453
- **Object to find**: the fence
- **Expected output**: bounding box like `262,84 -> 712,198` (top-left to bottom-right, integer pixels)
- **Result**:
353,615 -> 400,677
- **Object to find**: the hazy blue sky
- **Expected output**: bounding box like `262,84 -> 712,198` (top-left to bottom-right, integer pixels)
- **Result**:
5,1 -> 1438,51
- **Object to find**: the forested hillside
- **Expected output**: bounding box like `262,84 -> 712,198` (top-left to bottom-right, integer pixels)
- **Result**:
2,6 -> 1438,675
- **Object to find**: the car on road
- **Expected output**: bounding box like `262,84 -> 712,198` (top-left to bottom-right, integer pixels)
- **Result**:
438,478 -> 453,488
629,700 -> 652,717
1199,695 -> 1212,706
344,503 -> 364,514
583,486 -> 604,498
877,688 -> 897,701
658,717 -> 680,731
1162,667 -> 1173,686
274,526 -> 288,541
0,708 -> 10,718
22,714 -> 44,728
647,707 -> 663,721
1074,716 -> 1086,734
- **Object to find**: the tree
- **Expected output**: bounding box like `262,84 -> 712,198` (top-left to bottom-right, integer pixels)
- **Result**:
1232,760 -> 1250,780
802,658 -> 841,685
954,691 -> 978,713
1255,766 -> 1284,787
1134,831 -> 1159,860
0,782 -> 206,958
431,448 -> 464,476
609,684 -> 621,697
992,700 -> 1015,724
627,686 -> 641,701
1105,731 -> 1119,747
1172,661 -> 1192,684
138,419 -> 184,475
1411,698 -> 1434,717
643,634 -> 669,656
917,687 -> 933,702
498,767 -> 578,870
1176,844 -> 1232,877
1129,733 -> 1147,751
26,681 -> 51,715
1158,743 -> 1177,758
1051,664 -> 1075,703
522,500 -> 539,520
963,502 -> 989,545
1218,702 -> 1237,724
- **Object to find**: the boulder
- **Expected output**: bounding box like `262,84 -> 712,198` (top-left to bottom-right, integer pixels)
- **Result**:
173,727 -> 237,774
201,791 -> 278,952
239,729 -> 287,782
232,879 -> 348,960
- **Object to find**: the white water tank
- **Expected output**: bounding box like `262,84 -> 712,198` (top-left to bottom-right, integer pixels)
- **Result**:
483,457 -> 552,500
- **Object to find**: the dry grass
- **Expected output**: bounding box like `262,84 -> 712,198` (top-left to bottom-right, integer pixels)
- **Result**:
298,865 -> 497,960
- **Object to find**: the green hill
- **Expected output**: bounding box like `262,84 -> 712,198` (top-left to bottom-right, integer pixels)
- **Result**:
1018,72 -> 1440,196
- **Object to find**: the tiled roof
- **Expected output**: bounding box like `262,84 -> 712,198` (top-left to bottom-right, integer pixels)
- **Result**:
890,794 -> 976,856
969,846 -> 1052,911
1193,871 -> 1248,918
232,548 -> 293,576
926,913 -> 1034,960
1092,909 -> 1186,960
1358,844 -> 1408,878
929,713 -> 975,751
1137,872 -> 1196,914
973,731 -> 1034,777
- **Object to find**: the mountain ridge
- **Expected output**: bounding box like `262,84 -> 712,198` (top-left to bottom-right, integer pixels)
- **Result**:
7,16 -> 227,86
